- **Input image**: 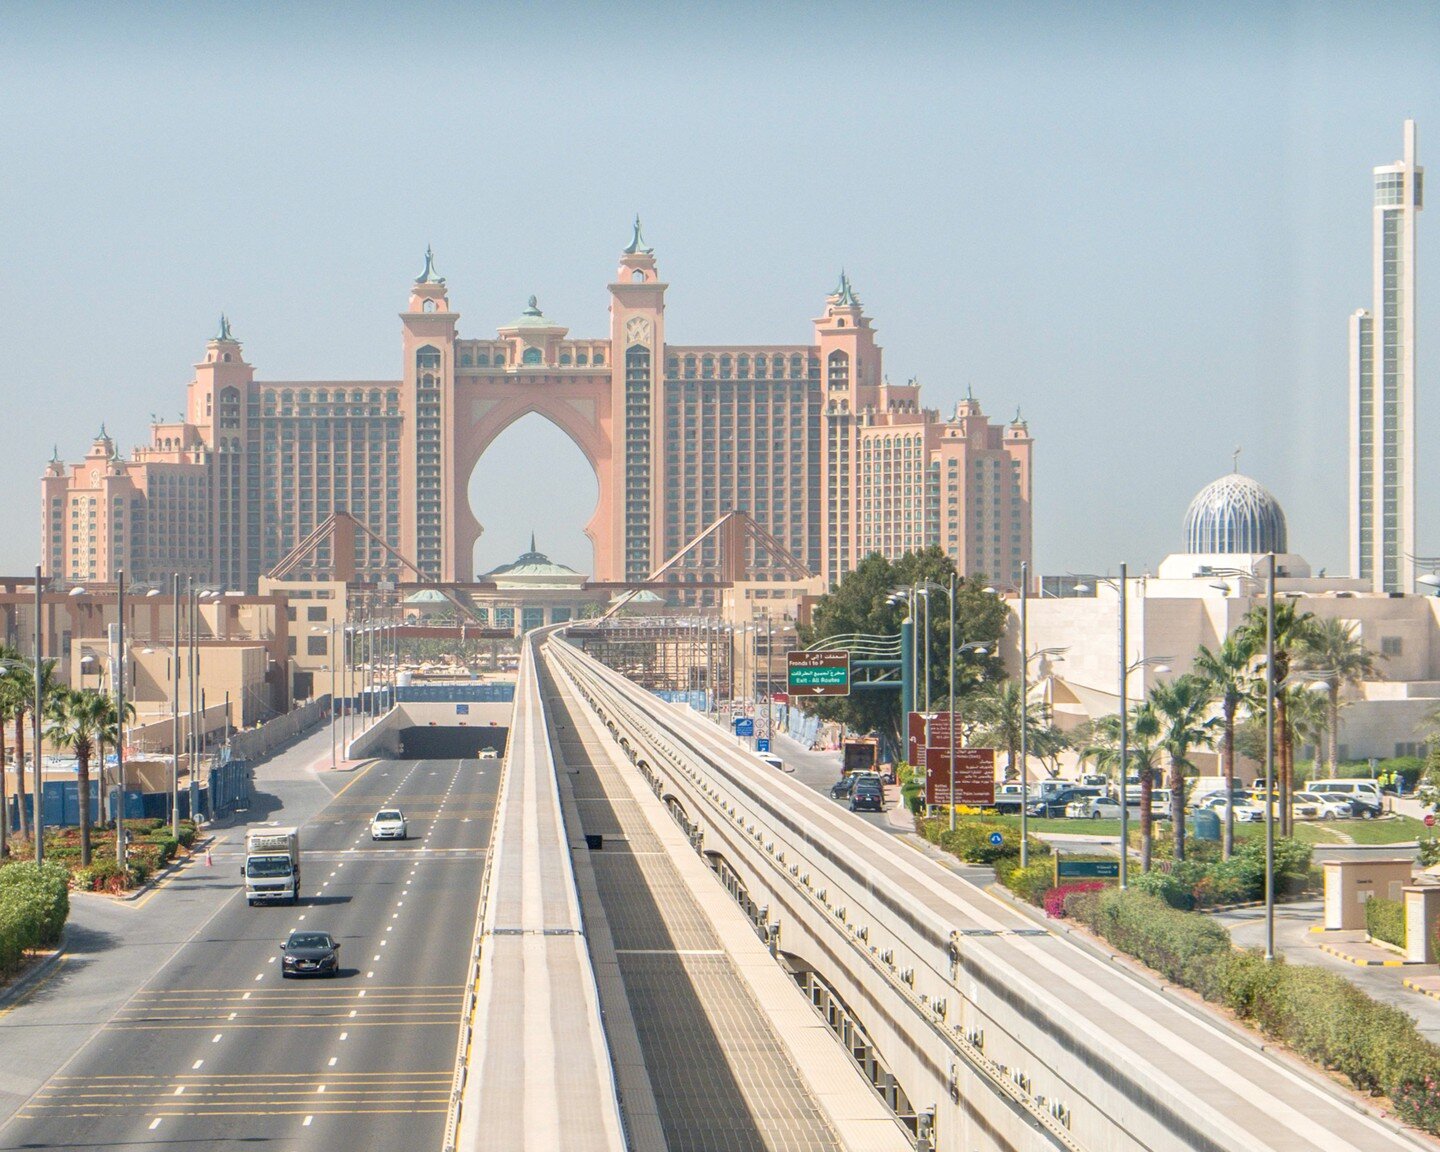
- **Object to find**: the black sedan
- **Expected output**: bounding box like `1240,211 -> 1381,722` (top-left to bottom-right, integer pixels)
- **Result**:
1025,789 -> 1091,818
850,779 -> 885,813
281,931 -> 341,978
830,775 -> 858,801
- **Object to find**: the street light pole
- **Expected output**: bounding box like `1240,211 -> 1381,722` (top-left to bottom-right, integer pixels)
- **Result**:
948,573 -> 957,833
1118,561 -> 1129,888
330,621 -> 338,769
1020,561 -> 1030,868
171,574 -> 180,838
116,570 -> 126,867
32,565 -> 44,865
1264,551 -> 1277,962
922,589 -> 931,713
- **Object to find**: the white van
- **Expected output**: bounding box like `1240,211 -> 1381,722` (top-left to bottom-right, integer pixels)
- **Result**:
1307,779 -> 1383,818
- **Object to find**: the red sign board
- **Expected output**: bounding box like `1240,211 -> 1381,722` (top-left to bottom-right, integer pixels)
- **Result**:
907,711 -> 959,765
924,747 -> 996,807
1426,814 -> 1436,829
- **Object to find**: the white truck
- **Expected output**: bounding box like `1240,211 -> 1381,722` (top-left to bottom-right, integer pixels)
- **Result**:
244,827 -> 300,906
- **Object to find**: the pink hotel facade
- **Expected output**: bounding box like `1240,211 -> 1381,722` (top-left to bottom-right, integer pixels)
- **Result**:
41,226 -> 1034,593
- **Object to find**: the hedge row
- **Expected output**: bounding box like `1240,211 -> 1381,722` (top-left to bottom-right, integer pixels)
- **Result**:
0,861 -> 70,977
1065,887 -> 1440,1134
1366,896 -> 1407,949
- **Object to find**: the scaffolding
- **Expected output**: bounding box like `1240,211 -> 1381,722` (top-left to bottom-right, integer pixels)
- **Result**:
567,616 -> 732,701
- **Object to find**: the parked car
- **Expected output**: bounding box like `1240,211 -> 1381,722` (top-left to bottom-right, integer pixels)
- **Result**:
1294,791 -> 1352,820
1027,787 -> 1091,818
1197,795 -> 1266,823
1149,788 -> 1174,819
1306,779 -> 1384,819
1065,796 -> 1129,820
830,775 -> 857,801
850,777 -> 885,813
281,931 -> 341,978
993,783 -> 1027,814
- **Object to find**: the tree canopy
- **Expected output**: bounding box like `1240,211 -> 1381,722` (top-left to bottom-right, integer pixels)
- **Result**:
796,549 -> 1008,751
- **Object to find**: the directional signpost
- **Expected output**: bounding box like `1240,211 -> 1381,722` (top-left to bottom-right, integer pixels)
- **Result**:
734,717 -> 755,737
1054,856 -> 1121,883
923,747 -> 996,807
788,650 -> 851,698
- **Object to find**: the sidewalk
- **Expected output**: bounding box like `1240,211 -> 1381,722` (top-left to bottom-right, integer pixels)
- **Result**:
1212,899 -> 1440,1043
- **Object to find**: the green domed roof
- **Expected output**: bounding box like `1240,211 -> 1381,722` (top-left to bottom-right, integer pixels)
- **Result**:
510,295 -> 552,328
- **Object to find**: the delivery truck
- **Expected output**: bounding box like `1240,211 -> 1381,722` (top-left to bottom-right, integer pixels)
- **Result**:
244,827 -> 301,906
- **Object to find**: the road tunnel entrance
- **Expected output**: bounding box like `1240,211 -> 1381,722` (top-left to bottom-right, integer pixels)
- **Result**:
398,724 -> 508,759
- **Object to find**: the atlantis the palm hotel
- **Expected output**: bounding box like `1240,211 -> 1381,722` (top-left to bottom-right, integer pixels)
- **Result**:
40,224 -> 1035,617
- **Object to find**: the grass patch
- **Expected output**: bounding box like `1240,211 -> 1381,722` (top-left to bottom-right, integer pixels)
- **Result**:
1343,815 -> 1426,845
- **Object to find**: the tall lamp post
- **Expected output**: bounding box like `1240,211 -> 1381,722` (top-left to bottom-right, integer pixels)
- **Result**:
915,579 -> 988,831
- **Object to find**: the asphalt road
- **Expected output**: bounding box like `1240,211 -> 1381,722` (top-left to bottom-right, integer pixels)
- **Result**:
0,752 -> 498,1151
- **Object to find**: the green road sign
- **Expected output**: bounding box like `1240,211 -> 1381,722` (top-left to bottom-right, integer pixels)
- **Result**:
788,650 -> 851,697
1054,857 -> 1121,883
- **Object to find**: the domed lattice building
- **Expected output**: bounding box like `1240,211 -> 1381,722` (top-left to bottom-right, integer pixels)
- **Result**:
1182,472 -> 1288,555
1157,469 -> 1312,579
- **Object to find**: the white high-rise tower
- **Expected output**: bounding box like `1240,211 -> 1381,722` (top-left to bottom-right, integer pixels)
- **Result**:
1351,120 -> 1423,593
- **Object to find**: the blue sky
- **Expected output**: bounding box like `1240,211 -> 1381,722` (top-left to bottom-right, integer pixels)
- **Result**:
2,2 -> 1437,579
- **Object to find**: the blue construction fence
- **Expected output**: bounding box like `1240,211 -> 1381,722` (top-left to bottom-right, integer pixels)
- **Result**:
654,689 -> 711,711
4,760 -> 252,831
392,683 -> 515,704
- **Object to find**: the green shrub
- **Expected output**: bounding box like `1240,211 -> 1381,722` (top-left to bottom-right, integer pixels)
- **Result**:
0,860 -> 71,973
1001,859 -> 1054,906
175,822 -> 197,849
1069,888 -> 1231,997
1366,896 -> 1407,949
1130,868 -> 1195,910
938,821 -> 1049,865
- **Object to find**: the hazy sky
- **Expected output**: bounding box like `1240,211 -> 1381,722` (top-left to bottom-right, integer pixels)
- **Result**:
2,2 -> 1438,580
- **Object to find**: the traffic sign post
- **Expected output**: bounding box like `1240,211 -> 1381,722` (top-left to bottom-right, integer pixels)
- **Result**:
788,650 -> 851,698
923,747 -> 996,807
1054,855 -> 1122,883
757,738 -> 771,753
1426,813 -> 1436,829
734,717 -> 755,737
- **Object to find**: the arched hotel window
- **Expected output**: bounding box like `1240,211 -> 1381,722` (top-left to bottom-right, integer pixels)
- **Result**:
754,356 -> 767,379
522,347 -> 542,366
594,351 -> 604,366
577,351 -> 588,366
827,350 -> 850,389
720,355 -> 733,379
702,355 -> 715,379
790,354 -> 803,378
772,355 -> 785,378
684,355 -> 697,379
738,355 -> 750,379
416,346 -> 441,372
560,352 -> 572,365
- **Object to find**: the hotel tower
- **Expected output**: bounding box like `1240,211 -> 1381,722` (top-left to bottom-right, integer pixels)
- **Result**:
41,226 -> 1034,595
1351,120 -> 1423,593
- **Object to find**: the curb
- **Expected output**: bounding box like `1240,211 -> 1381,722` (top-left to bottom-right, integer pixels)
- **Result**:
1403,978 -> 1440,1002
112,834 -> 215,903
1316,941 -> 1413,968
0,930 -> 67,1011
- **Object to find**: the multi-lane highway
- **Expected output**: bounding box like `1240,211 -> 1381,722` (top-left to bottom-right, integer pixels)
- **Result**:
0,753 -> 497,1151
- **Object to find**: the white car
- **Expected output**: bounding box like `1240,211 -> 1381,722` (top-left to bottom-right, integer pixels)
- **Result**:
478,747 -> 499,760
1201,797 -> 1267,823
1294,791 -> 1352,820
1065,796 -> 1126,820
370,809 -> 408,840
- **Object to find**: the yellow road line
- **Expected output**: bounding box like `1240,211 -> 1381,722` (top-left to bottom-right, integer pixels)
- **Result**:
0,956 -> 67,1018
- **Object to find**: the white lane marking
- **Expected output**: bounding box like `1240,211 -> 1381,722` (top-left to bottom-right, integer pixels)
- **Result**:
304,1115 -> 313,1126
349,1009 -> 357,1018
340,1031 -> 348,1040
366,971 -> 374,978
380,940 -> 387,947
192,1060 -> 204,1070
174,1086 -> 185,1096
317,1084 -> 326,1094
228,1012 -> 237,1020
242,992 -> 251,1000
267,956 -> 275,964
211,1033 -> 222,1043
149,1118 -> 162,1131
373,954 -> 380,961
391,913 -> 398,920
385,927 -> 392,933
397,901 -> 403,907
327,1057 -> 338,1067
358,990 -> 366,998
254,974 -> 264,982
299,914 -> 306,921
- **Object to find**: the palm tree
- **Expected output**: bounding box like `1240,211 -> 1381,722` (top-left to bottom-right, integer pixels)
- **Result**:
1193,634 -> 1257,858
1238,601 -> 1318,837
45,688 -> 111,867
1297,617 -> 1382,779
8,657 -> 58,843
94,695 -> 136,830
1128,704 -> 1164,872
972,681 -> 1060,782
1149,674 -> 1218,862
1286,683 -> 1330,793
0,644 -> 20,856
